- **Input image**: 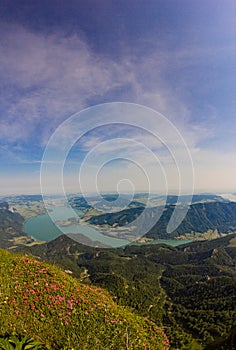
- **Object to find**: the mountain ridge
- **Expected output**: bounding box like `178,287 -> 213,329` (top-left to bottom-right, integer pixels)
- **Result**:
86,201 -> 236,239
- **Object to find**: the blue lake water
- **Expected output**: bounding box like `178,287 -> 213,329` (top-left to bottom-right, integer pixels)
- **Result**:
24,205 -> 129,247
24,205 -> 192,247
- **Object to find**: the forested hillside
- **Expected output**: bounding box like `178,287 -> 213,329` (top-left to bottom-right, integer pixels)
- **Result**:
22,233 -> 236,349
0,202 -> 33,248
0,249 -> 169,349
87,202 -> 236,239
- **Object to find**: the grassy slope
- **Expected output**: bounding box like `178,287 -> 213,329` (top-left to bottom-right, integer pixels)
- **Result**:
22,234 -> 236,349
0,249 -> 169,350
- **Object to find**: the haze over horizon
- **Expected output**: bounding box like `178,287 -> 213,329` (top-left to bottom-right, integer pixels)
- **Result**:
0,0 -> 235,195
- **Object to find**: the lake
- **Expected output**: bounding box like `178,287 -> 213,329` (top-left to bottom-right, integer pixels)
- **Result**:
24,205 -> 192,247
24,205 -> 130,247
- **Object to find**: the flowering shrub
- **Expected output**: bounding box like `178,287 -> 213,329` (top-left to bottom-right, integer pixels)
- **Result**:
0,249 -> 170,349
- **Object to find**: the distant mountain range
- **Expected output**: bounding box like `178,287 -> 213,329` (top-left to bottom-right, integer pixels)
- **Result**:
0,194 -> 43,203
70,193 -> 229,210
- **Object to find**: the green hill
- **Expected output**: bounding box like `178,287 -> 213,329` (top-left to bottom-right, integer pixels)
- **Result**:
21,234 -> 236,349
87,202 -> 236,239
0,249 -> 169,350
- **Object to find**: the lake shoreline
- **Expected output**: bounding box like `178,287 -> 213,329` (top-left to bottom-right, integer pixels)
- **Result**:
24,207 -> 193,248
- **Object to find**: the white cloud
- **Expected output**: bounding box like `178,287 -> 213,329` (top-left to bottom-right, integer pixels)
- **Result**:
0,21 -> 212,151
1,22 -> 234,194
0,23 -> 136,145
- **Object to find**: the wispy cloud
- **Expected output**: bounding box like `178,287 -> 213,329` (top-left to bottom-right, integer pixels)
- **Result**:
0,23 -> 135,145
0,14 -> 235,194
0,21 -> 216,151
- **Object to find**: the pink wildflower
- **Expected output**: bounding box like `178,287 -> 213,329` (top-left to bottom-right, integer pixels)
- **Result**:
51,283 -> 57,290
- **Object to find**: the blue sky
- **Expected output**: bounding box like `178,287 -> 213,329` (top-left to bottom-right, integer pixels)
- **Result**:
0,0 -> 235,195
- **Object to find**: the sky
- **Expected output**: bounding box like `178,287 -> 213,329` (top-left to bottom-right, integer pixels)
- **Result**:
0,0 -> 235,196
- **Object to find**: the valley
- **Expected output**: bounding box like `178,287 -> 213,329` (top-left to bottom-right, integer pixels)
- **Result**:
1,193 -> 236,349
